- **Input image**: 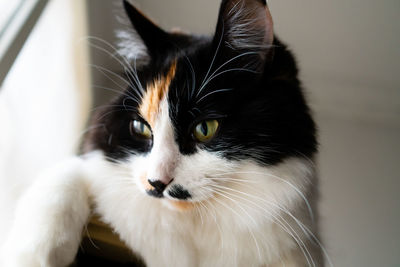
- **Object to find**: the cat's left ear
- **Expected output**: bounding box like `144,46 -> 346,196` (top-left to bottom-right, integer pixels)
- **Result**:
214,0 -> 274,71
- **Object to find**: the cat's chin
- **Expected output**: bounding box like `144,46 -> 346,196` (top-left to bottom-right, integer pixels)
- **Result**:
163,199 -> 196,212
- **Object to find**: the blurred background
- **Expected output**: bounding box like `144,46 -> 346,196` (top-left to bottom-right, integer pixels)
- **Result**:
0,0 -> 399,266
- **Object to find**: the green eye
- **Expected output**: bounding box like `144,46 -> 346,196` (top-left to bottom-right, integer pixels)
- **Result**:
130,120 -> 152,139
193,120 -> 219,142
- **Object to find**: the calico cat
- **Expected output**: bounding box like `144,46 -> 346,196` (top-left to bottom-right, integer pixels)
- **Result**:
1,0 -> 328,266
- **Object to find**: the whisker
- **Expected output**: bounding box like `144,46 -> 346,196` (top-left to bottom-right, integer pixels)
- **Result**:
210,185 -> 315,267
92,85 -> 140,103
199,23 -> 224,91
129,57 -> 145,96
196,88 -> 233,104
211,170 -> 314,223
85,36 -> 145,96
85,36 -> 137,77
87,42 -> 137,86
197,51 -> 258,95
90,64 -> 129,91
201,196 -> 225,256
206,177 -> 258,183
204,188 -> 263,262
182,53 -> 197,99
195,204 -> 204,226
95,108 -> 136,121
83,222 -> 100,250
205,67 -> 258,86
271,201 -> 333,267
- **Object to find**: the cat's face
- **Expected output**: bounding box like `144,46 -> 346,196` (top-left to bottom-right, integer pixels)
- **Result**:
86,0 -> 316,211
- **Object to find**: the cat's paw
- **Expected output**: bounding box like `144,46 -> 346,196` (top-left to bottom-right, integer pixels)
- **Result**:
1,226 -> 80,267
1,156 -> 91,267
1,249 -> 42,267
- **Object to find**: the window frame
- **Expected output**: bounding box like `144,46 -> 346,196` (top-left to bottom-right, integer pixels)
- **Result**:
0,0 -> 48,86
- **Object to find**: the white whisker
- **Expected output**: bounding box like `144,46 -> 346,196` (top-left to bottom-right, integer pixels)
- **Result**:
205,187 -> 263,262
199,24 -> 225,92
196,88 -> 233,104
85,36 -> 145,96
197,51 -> 258,95
211,169 -> 315,223
89,64 -> 129,89
210,184 -> 315,267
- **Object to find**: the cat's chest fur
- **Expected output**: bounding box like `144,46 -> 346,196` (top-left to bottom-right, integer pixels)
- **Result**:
85,152 -> 314,267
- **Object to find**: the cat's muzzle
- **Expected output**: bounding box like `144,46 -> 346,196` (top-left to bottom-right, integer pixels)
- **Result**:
146,179 -> 192,200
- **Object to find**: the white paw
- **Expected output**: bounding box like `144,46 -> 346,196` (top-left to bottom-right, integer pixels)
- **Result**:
1,156 -> 91,267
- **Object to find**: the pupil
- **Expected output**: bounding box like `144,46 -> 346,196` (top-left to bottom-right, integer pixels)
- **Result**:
201,122 -> 208,136
140,123 -> 144,133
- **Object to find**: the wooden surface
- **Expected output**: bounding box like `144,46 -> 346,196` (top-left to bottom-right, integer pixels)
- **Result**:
73,215 -> 145,266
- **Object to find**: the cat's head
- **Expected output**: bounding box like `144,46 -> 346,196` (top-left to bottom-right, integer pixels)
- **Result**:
86,0 -> 316,211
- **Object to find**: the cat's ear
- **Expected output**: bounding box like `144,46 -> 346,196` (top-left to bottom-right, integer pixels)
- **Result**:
122,0 -> 174,60
213,0 -> 274,70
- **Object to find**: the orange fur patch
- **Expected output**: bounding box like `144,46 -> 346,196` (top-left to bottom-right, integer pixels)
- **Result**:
140,173 -> 154,191
168,200 -> 195,211
139,61 -> 177,127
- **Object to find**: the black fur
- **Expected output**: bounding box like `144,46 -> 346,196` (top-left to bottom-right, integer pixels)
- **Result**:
168,184 -> 192,200
146,180 -> 167,198
84,0 -> 317,167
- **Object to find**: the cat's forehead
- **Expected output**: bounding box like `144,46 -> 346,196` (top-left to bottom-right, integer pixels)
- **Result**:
139,60 -> 177,127
138,48 -> 226,125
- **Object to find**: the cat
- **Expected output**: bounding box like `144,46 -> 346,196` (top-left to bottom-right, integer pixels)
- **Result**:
1,0 -> 328,266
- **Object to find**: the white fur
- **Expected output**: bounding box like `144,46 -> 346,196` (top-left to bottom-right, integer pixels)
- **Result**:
144,99 -> 179,185
1,157 -> 90,267
89,152 -> 315,267
1,100 -> 317,266
1,152 -> 316,267
115,29 -> 149,65
225,0 -> 273,51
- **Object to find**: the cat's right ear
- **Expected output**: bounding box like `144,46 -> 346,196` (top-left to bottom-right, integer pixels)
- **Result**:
121,0 -> 174,61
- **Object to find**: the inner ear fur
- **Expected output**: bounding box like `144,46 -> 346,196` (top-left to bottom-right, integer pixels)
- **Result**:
213,0 -> 274,71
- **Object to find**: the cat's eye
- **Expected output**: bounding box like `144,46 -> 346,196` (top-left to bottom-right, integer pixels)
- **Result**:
193,120 -> 219,142
130,120 -> 152,139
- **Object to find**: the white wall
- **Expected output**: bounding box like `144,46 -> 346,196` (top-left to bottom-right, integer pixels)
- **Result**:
269,0 -> 400,125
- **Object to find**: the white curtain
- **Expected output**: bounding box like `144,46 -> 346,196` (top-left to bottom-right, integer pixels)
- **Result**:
0,0 -> 91,245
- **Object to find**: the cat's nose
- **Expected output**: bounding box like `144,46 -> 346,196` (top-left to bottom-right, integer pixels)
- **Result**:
147,178 -> 173,197
148,179 -> 167,193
